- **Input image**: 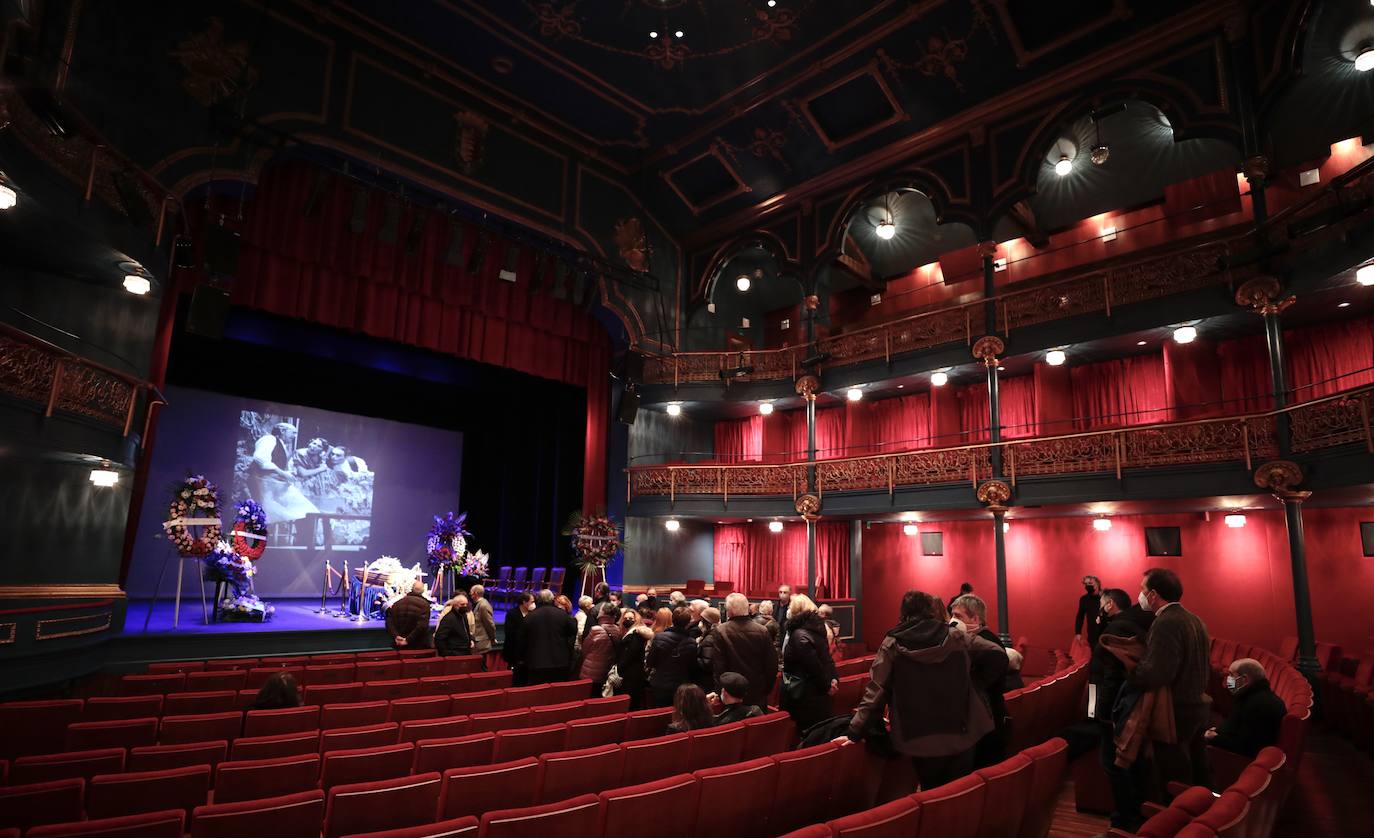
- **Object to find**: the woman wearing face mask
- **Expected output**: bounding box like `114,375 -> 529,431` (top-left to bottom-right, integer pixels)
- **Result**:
1075,575 -> 1104,647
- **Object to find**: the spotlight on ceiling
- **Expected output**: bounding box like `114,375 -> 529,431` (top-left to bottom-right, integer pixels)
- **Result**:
649,30 -> 658,38
123,274 -> 151,295
768,0 -> 777,6
666,402 -> 682,417
930,371 -> 948,387
1357,264 -> 1374,286
1054,155 -> 1073,177
768,520 -> 784,533
1045,349 -> 1066,366
846,387 -> 863,402
874,219 -> 896,240
1092,517 -> 1113,532
0,180 -> 15,211
1224,514 -> 1247,528
736,274 -> 751,292
1357,47 -> 1374,73
1173,325 -> 1198,344
89,465 -> 119,487
902,523 -> 918,536
664,518 -> 681,532
759,402 -> 774,416
1136,340 -> 1147,346
1339,301 -> 1352,308
674,29 -> 684,38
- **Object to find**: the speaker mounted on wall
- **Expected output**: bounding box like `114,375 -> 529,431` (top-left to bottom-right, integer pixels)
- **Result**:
1145,526 -> 1182,557
617,386 -> 640,425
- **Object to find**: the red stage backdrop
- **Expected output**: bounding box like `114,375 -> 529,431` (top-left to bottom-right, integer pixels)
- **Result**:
713,521 -> 850,599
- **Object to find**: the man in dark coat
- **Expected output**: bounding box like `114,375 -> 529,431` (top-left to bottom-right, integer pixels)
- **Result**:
646,607 -> 698,707
502,592 -> 534,685
522,589 -> 577,684
950,594 -> 1010,768
386,581 -> 432,649
1075,575 -> 1105,648
434,594 -> 474,656
1206,658 -> 1286,757
713,672 -> 765,725
848,590 -> 1006,790
1092,587 -> 1154,830
700,593 -> 778,707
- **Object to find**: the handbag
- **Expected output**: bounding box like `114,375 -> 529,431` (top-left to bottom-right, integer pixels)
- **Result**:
781,671 -> 808,703
602,665 -> 622,697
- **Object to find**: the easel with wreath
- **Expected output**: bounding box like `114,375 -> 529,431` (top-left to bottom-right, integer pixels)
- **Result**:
145,475 -> 222,630
563,511 -> 624,597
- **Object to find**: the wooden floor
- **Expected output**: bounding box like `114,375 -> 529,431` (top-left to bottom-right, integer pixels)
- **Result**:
1045,727 -> 1374,837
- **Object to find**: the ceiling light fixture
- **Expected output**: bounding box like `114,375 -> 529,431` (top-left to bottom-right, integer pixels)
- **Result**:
0,181 -> 15,211
1173,325 -> 1198,344
649,30 -> 658,38
1092,517 -> 1113,532
930,371 -> 948,387
768,520 -> 784,533
666,402 -> 682,417
123,274 -> 151,295
1136,340 -> 1147,346
1339,301 -> 1352,308
664,518 -> 681,532
846,387 -> 863,402
1054,154 -> 1073,177
875,219 -> 896,240
768,0 -> 777,6
1224,514 -> 1247,528
736,274 -> 751,292
1002,521 -> 1010,533
1045,349 -> 1066,366
1357,47 -> 1374,73
89,465 -> 119,487
675,29 -> 684,38
903,523 -> 918,536
1357,264 -> 1374,286
759,401 -> 774,416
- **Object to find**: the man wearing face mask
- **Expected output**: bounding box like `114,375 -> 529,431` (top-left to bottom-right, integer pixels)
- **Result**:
1075,575 -> 1104,648
1131,567 -> 1212,789
1205,658 -> 1285,757
434,594 -> 474,657
951,594 -> 1010,767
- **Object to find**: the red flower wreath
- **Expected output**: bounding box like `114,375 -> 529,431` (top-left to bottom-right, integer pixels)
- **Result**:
164,475 -> 221,557
231,499 -> 268,561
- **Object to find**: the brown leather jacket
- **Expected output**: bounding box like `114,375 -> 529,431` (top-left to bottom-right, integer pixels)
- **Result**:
386,592 -> 432,648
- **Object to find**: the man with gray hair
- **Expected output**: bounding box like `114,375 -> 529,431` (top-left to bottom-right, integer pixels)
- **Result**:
522,589 -> 576,684
470,584 -> 496,661
951,593 -> 1010,766
687,598 -> 710,638
753,599 -> 780,646
669,590 -> 687,609
699,592 -> 777,706
1205,657 -> 1286,757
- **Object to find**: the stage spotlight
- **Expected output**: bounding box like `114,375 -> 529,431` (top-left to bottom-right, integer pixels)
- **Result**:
930,371 -> 948,387
768,520 -> 784,533
759,402 -> 774,415
1357,264 -> 1374,286
1173,325 -> 1198,344
1339,302 -> 1352,308
1054,155 -> 1072,177
1136,340 -> 1147,346
1224,514 -> 1247,528
846,387 -> 863,402
875,219 -> 896,240
89,467 -> 118,487
902,523 -> 918,536
1091,144 -> 1110,165
666,402 -> 682,417
123,274 -> 151,295
1092,517 -> 1113,532
736,274 -> 751,292
1357,47 -> 1374,72
0,173 -> 16,210
1045,349 -> 1066,366
664,518 -> 681,532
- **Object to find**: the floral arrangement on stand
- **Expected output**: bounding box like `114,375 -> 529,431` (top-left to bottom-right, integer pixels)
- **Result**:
426,511 -> 471,571
563,510 -> 624,581
458,549 -> 489,579
162,475 -> 221,556
230,498 -> 269,560
202,540 -> 274,622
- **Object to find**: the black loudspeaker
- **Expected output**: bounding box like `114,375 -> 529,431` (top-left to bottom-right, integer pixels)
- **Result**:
623,351 -> 645,384
617,387 -> 640,425
187,285 -> 231,339
173,236 -> 195,269
1145,526 -> 1182,557
204,224 -> 241,277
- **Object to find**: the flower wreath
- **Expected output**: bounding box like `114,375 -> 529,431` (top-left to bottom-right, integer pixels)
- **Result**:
203,540 -> 256,591
426,511 -> 471,571
563,511 -> 623,576
231,499 -> 269,560
164,475 -> 221,557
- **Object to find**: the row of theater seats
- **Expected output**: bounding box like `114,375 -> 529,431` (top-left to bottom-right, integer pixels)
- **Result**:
1316,637 -> 1374,753
1109,745 -> 1291,838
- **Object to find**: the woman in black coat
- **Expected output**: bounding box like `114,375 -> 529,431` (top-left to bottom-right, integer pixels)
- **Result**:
781,596 -> 838,736
646,607 -> 699,708
615,609 -> 654,709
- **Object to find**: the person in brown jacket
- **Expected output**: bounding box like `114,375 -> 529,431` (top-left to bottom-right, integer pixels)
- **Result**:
578,602 -> 624,696
386,581 -> 432,649
846,590 -> 1006,789
700,593 -> 778,707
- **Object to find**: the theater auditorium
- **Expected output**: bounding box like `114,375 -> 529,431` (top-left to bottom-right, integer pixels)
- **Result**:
1,1 -> 1372,836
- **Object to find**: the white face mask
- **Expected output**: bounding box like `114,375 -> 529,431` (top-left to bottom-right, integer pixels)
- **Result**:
949,618 -> 967,634
1138,591 -> 1154,612
1225,675 -> 1239,693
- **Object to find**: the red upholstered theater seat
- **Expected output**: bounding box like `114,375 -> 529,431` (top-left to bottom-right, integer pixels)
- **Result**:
83,696 -> 164,723
686,721 -> 745,771
129,740 -> 229,772
163,691 -> 238,716
438,758 -> 540,820
543,680 -> 596,705
580,695 -> 631,717
305,664 -> 357,686
230,730 -> 320,761
66,717 -> 159,751
693,757 -> 779,838
597,773 -> 700,836
529,701 -> 584,727
498,684 -> 550,710
973,753 -> 1035,838
469,708 -> 530,735
1190,789 -> 1249,837
833,674 -> 869,715
400,717 -> 472,744
322,701 -> 391,729
190,789 -> 325,838
535,743 -> 624,803
1020,737 -> 1068,838
620,732 -> 690,786
26,808 -> 186,838
320,743 -> 415,791
390,695 -> 452,723
827,795 -> 922,837
741,711 -> 796,759
121,673 -> 185,696
564,714 -> 626,750
623,707 -> 673,741
10,748 -> 125,784
465,671 -> 513,691
776,827 -> 832,838
441,656 -> 485,677
492,723 -> 567,763
324,772 -> 443,838
0,778 -> 86,831
244,667 -> 300,690
449,690 -> 504,717
320,723 -> 402,753
913,773 -> 987,838
418,675 -> 469,696
86,764 -> 212,818
304,683 -> 364,705
213,753 -> 321,804
356,651 -> 398,662
354,661 -> 403,682
150,661 -> 206,675
771,742 -> 842,835
400,658 -> 443,680
361,679 -> 421,703
413,734 -> 495,775
160,712 -> 243,745
1132,805 -> 1196,838
244,705 -> 320,737
185,670 -> 248,692
397,649 -> 437,659
205,658 -> 258,671
477,792 -> 600,838
0,700 -> 84,760
342,814 -> 480,838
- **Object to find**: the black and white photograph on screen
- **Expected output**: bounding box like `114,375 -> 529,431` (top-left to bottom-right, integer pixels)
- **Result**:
235,411 -> 375,550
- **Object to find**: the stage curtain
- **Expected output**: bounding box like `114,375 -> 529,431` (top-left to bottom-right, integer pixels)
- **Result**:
714,416 -> 764,462
814,522 -> 851,599
713,522 -> 849,599
1071,354 -> 1168,429
1163,339 -> 1223,420
869,392 -> 932,453
961,376 -> 1037,442
786,406 -> 846,459
1285,315 -> 1374,400
1217,336 -> 1273,413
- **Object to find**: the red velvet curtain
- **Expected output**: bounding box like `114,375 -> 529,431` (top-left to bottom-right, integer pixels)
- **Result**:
785,406 -> 846,459
1286,315 -> 1374,400
867,393 -> 933,453
1217,336 -> 1273,413
714,416 -> 764,462
1071,354 -> 1168,429
713,522 -> 849,598
212,160 -> 611,509
961,376 -> 1037,441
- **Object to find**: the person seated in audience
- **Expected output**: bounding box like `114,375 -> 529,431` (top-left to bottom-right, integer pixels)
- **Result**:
781,594 -> 838,735
434,593 -> 473,656
1205,658 -> 1286,758
700,593 -> 778,707
951,594 -> 1010,767
579,601 -> 624,697
713,671 -> 765,724
251,671 -> 303,709
666,683 -> 715,733
1004,647 -> 1025,691
846,590 -> 1006,790
647,606 -> 699,707
523,589 -> 577,685
754,599 -> 780,647
687,598 -> 710,638
386,580 -> 432,649
616,608 -> 654,709
503,592 -> 535,685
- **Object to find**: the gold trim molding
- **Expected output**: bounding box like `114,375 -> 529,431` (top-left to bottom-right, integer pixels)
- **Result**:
36,611 -> 113,641
0,622 -> 16,644
0,584 -> 127,599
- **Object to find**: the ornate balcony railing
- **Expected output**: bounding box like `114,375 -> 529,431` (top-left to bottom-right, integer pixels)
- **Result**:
626,385 -> 1372,503
0,324 -> 155,436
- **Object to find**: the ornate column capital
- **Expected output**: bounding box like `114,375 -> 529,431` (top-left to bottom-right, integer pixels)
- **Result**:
1254,459 -> 1310,503
976,240 -> 998,259
1234,276 -> 1295,316
795,493 -> 821,521
795,374 -> 820,401
803,294 -> 819,311
1243,155 -> 1270,184
972,335 -> 1005,367
976,479 -> 1012,513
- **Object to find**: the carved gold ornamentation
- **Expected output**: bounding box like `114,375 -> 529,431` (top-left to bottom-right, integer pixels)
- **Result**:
972,335 -> 1004,365
0,332 -> 139,431
453,110 -> 489,175
35,610 -> 112,641
169,18 -> 258,107
976,240 -> 998,259
1254,460 -> 1304,493
795,493 -> 821,520
1234,276 -> 1295,316
976,479 -> 1012,506
1243,155 -> 1270,183
613,218 -> 651,272
795,374 -> 820,401
1290,390 -> 1373,453
804,295 -> 819,311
